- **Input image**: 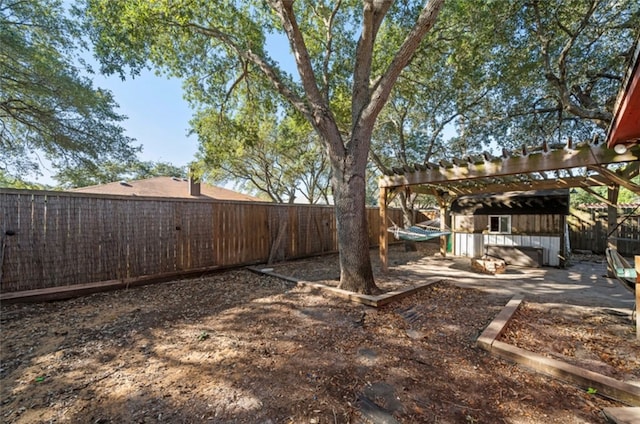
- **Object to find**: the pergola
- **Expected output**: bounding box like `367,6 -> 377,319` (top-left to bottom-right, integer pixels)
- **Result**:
377,40 -> 640,337
377,140 -> 640,270
377,39 -> 640,271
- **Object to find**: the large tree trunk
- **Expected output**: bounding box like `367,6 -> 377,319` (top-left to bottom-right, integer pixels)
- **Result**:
330,143 -> 379,294
333,169 -> 378,294
269,0 -> 444,295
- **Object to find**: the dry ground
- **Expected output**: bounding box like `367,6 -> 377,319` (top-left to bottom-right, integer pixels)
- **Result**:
1,246 -> 638,423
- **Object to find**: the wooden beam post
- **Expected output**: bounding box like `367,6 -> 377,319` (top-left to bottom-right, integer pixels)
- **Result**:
379,187 -> 388,273
591,165 -> 640,194
443,203 -> 452,256
607,185 -> 619,250
606,186 -> 619,277
436,193 -> 450,257
635,256 -> 639,340
559,214 -> 567,268
439,209 -> 446,257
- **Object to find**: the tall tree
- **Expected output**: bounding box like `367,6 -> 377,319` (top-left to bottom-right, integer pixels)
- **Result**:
296,135 -> 332,205
84,0 -> 445,293
193,98 -> 330,204
0,170 -> 46,189
0,0 -> 139,178
367,1 -> 506,227
444,0 -> 639,148
366,0 -> 637,227
369,45 -> 489,225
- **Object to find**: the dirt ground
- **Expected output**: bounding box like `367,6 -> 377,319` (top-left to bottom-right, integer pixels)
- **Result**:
1,246 -> 638,423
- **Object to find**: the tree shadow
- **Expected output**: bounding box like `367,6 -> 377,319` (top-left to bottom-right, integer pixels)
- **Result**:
1,266 -> 629,423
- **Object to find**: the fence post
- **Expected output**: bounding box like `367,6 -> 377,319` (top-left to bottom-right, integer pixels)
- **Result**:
379,187 -> 388,273
635,255 -> 640,340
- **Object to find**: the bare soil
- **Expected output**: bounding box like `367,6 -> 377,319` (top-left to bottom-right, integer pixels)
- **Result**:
1,246 -> 638,423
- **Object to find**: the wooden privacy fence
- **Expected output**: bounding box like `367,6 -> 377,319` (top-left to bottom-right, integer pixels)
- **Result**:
568,206 -> 639,255
0,189 -> 403,293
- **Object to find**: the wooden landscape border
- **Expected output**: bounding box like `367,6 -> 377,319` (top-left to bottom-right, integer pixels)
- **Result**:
477,296 -> 640,407
246,265 -> 441,307
0,263 -> 244,303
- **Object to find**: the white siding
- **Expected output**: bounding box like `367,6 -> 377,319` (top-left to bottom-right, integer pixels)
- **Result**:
453,233 -> 562,266
453,233 -> 483,257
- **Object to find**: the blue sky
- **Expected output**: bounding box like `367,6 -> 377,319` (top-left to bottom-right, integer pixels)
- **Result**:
32,33 -> 294,186
32,69 -> 198,185
96,71 -> 198,168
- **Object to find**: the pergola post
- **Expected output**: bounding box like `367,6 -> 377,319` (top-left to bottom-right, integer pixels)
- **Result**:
636,256 -> 639,340
606,186 -> 619,277
379,187 -> 388,272
439,204 -> 447,257
436,192 -> 450,257
559,214 -> 567,268
607,185 -> 620,249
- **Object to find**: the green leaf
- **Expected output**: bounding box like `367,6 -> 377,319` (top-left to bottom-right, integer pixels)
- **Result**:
1,0 -> 140,179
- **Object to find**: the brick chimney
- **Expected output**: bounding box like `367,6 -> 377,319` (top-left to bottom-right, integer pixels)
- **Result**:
189,175 -> 201,196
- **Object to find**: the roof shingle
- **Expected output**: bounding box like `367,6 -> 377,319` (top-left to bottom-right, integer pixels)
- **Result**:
71,176 -> 262,202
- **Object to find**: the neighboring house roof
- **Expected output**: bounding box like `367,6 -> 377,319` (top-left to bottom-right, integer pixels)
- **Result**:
71,176 -> 262,202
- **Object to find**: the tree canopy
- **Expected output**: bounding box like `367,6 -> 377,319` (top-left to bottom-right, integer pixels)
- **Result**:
372,0 -> 639,170
192,88 -> 331,204
0,0 -> 139,178
0,170 -> 46,189
81,0 -> 638,292
84,0 -> 446,293
441,0 -> 639,149
367,0 -> 638,222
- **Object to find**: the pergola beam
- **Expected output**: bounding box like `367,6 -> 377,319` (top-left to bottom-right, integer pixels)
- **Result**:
406,175 -> 612,197
379,142 -> 640,189
588,165 -> 640,194
582,186 -> 614,206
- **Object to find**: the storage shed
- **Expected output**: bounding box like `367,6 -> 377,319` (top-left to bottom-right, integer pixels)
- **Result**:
450,190 -> 570,267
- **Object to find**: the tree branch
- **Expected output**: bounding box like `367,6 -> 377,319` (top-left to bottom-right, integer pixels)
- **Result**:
267,0 -> 346,159
314,1 -> 342,101
185,21 -> 311,119
352,0 -> 393,126
359,0 -> 445,138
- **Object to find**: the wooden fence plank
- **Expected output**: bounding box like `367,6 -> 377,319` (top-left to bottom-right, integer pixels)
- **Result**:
1,189 -> 403,293
568,208 -> 638,255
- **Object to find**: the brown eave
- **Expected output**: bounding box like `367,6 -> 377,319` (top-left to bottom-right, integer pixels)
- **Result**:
606,39 -> 640,148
